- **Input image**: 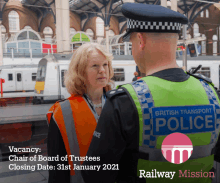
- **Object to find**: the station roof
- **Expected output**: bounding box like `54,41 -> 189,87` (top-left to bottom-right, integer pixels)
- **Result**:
21,0 -> 55,18
2,0 -> 220,30
0,0 -> 9,21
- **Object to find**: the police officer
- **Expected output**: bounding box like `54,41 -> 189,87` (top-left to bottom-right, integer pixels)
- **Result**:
81,3 -> 220,183
132,72 -> 138,81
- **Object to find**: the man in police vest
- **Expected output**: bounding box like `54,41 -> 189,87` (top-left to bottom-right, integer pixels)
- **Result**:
81,3 -> 220,183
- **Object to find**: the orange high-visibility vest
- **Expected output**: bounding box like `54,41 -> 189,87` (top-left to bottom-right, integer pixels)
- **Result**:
46,94 -> 97,183
46,105 -> 55,125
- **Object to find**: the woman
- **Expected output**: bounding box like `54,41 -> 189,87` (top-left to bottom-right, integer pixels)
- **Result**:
47,43 -> 114,183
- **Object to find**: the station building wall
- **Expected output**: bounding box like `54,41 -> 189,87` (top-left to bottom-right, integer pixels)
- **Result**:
3,1 -> 220,56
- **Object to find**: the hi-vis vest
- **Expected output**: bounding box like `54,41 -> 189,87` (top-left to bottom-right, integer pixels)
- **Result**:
46,95 -> 97,183
120,75 -> 220,182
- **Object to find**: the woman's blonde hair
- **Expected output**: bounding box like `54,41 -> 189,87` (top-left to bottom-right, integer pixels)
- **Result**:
64,43 -> 114,95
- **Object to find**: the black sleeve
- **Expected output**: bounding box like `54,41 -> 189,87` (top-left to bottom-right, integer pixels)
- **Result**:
214,137 -> 220,162
211,86 -> 220,162
81,91 -> 139,183
47,115 -> 70,183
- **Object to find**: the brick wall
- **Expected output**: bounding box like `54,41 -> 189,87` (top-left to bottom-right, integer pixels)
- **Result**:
190,5 -> 220,55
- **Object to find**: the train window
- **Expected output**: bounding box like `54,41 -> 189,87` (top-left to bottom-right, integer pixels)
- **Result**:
61,70 -> 67,87
8,73 -> 13,81
32,73 -> 37,81
36,65 -> 47,81
17,73 -> 22,82
191,67 -> 210,78
112,68 -> 125,81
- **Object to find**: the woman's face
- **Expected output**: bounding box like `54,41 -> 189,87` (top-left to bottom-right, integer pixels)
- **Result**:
85,50 -> 109,90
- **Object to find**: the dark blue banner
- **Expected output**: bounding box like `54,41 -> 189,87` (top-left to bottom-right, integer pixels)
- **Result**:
152,105 -> 215,135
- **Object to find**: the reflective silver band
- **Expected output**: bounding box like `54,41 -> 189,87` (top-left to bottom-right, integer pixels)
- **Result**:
60,100 -> 85,183
83,96 -> 99,123
127,19 -> 182,31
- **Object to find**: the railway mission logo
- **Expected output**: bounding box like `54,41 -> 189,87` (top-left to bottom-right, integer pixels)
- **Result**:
161,132 -> 193,164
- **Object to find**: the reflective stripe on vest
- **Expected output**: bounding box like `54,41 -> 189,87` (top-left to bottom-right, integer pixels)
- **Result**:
122,78 -> 220,162
46,105 -> 55,125
52,95 -> 97,183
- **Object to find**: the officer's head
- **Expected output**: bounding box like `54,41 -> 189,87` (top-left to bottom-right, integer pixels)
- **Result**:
121,3 -> 188,73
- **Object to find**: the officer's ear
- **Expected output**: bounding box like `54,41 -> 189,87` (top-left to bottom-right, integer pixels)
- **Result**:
137,33 -> 146,50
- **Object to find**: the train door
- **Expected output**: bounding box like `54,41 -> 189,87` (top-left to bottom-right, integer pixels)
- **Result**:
3,71 -> 15,92
15,72 -> 23,91
59,65 -> 70,99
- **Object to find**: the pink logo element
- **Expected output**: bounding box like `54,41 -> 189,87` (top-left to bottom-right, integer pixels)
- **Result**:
161,132 -> 193,164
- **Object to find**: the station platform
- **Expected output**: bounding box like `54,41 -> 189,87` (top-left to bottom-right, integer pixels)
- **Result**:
0,102 -> 50,182
0,103 -> 53,124
1,92 -> 35,98
0,156 -> 49,183
0,92 -> 35,107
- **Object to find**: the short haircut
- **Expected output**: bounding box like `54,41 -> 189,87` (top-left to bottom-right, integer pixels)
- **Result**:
144,32 -> 179,40
64,43 -> 114,95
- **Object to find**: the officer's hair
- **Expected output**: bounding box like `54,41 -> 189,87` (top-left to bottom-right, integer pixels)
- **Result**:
144,32 -> 179,40
64,43 -> 114,95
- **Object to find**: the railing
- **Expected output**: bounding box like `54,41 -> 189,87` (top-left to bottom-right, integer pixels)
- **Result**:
3,48 -> 67,59
3,33 -> 9,42
110,42 -> 132,55
3,42 -> 133,59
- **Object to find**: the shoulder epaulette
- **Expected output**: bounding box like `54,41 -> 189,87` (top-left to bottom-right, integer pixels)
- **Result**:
106,88 -> 126,99
116,82 -> 133,89
187,72 -> 213,85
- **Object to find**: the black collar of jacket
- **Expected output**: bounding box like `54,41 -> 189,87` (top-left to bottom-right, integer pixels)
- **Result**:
149,68 -> 189,82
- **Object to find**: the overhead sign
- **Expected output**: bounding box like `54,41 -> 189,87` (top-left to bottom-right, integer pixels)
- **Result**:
42,43 -> 57,53
71,32 -> 90,42
81,33 -> 90,42
71,33 -> 80,42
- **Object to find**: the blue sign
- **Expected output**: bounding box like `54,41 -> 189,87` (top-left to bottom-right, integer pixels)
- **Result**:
152,105 -> 215,135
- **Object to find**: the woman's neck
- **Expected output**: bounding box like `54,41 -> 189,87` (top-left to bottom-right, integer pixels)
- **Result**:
86,88 -> 103,104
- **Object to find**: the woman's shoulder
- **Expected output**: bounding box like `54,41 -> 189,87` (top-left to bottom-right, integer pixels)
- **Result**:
51,99 -> 68,115
53,95 -> 84,112
68,94 -> 84,100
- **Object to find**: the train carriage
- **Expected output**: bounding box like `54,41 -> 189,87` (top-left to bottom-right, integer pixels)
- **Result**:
33,54 -> 137,104
0,65 -> 38,92
32,54 -> 220,104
